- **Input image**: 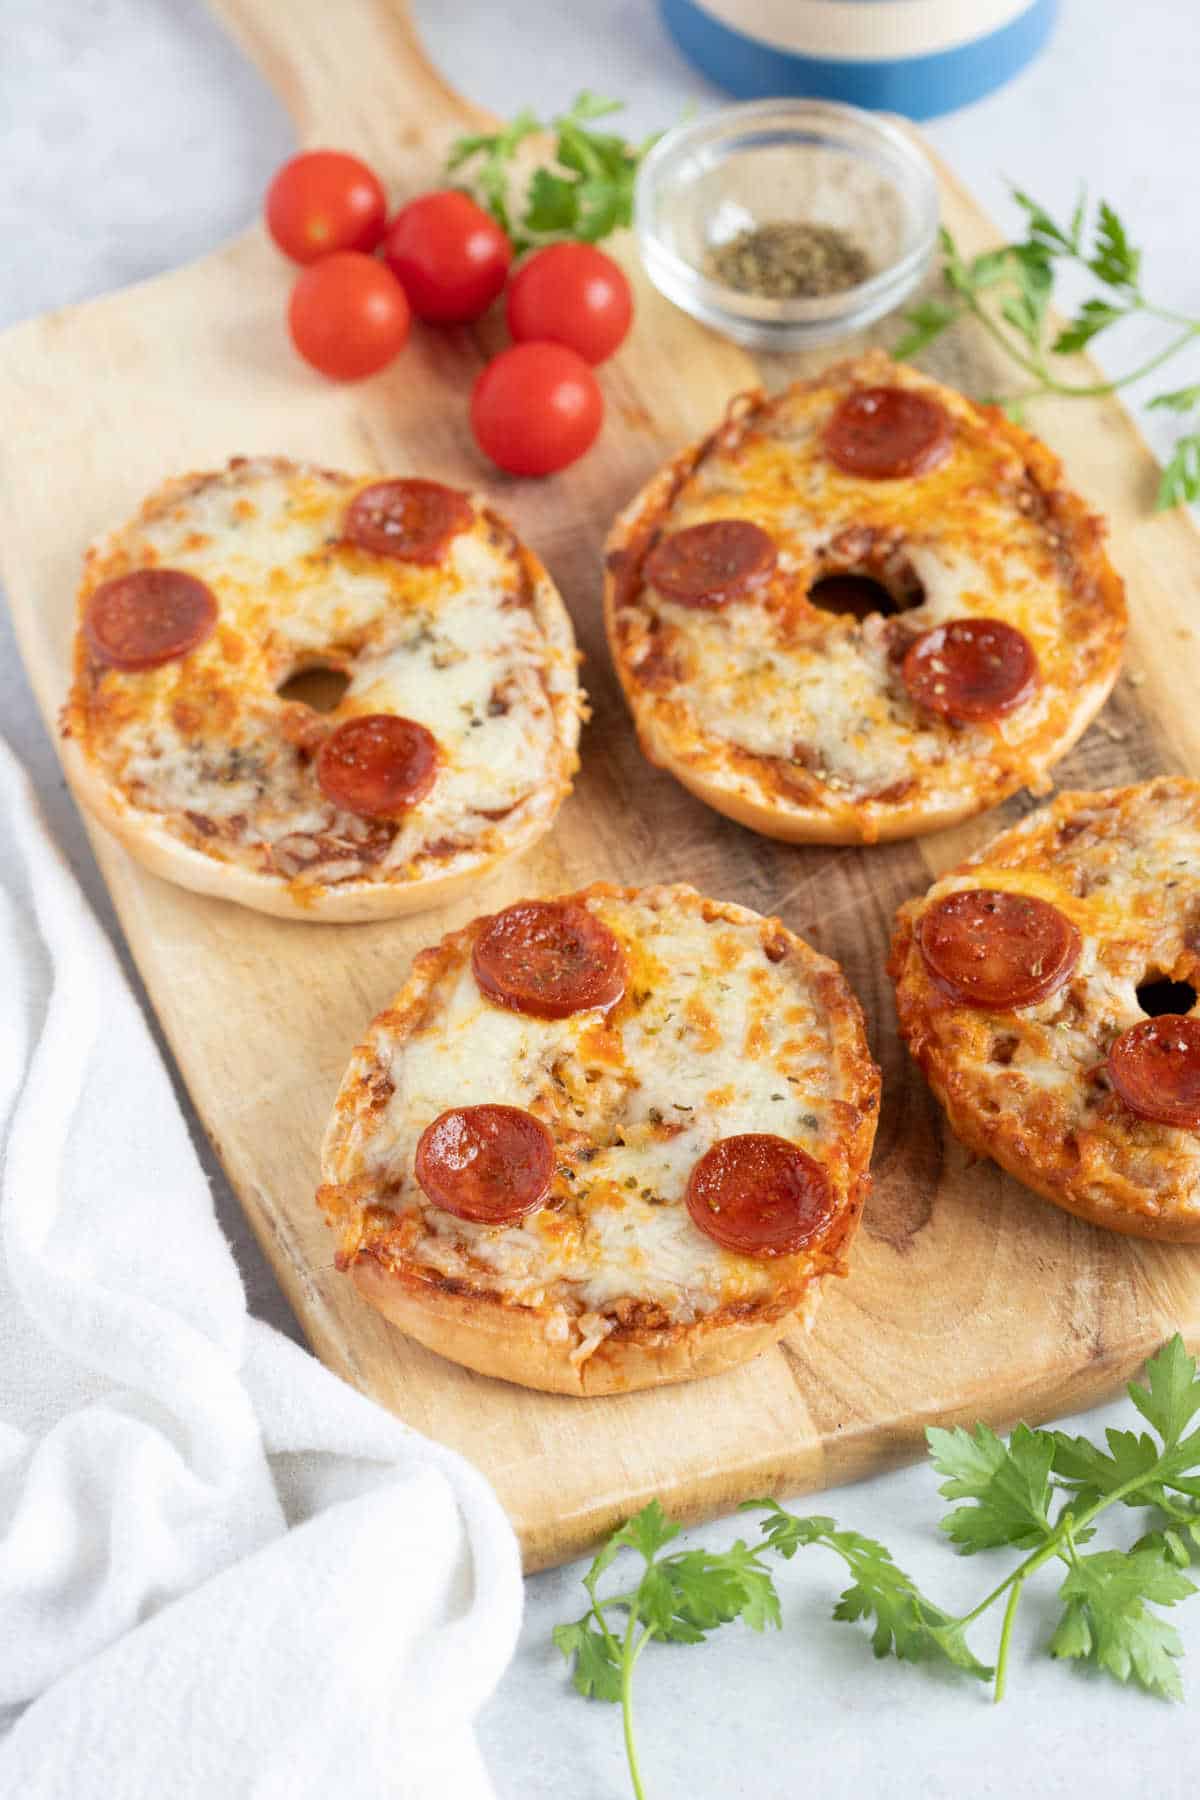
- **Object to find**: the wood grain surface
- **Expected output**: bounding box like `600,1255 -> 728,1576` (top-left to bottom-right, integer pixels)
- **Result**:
3,0 -> 1200,1571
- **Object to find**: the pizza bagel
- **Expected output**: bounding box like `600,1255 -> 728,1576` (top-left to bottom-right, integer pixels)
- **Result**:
604,349 -> 1126,844
318,882 -> 880,1394
890,778 -> 1200,1241
62,457 -> 583,920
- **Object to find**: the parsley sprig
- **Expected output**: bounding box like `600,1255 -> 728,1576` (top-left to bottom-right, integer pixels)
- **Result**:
557,1337 -> 1200,1798
756,1336 -> 1200,1703
446,92 -> 658,256
553,1500 -> 779,1800
895,190 -> 1200,509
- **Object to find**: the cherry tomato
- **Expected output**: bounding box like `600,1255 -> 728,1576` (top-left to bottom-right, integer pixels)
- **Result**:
470,342 -> 604,477
506,243 -> 633,364
265,150 -> 387,264
382,190 -> 512,324
287,253 -> 410,381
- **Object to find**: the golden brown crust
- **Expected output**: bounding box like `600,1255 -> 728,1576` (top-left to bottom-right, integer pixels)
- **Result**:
59,730 -> 565,922
349,1254 -> 826,1396
890,778 -> 1200,1242
320,881 -> 880,1392
62,458 -> 583,921
604,351 -> 1126,845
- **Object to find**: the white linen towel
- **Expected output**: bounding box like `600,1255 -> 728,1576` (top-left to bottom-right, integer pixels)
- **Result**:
0,737 -> 523,1798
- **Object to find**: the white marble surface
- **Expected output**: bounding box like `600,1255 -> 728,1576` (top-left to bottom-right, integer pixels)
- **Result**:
3,2 -> 1200,1794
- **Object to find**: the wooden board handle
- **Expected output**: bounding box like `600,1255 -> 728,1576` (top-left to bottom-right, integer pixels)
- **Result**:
210,0 -> 493,172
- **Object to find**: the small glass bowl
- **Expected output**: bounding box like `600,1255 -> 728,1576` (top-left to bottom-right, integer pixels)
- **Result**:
634,99 -> 939,350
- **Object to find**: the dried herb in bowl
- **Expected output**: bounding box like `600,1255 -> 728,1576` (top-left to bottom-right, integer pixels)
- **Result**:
706,221 -> 871,300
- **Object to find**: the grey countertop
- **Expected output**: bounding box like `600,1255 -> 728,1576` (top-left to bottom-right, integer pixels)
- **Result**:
4,3 -> 1199,1793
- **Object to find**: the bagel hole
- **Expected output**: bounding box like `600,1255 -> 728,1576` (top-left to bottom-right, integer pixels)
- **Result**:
1136,976 -> 1197,1017
808,554 -> 925,623
277,664 -> 350,713
809,573 -> 898,621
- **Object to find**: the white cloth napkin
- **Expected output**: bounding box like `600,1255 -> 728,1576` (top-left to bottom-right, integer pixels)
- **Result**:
0,737 -> 523,1798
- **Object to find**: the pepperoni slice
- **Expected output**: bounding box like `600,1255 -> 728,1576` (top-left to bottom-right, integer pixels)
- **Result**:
84,570 -> 217,671
918,888 -> 1081,1010
414,1104 -> 555,1224
824,386 -> 952,480
472,900 -> 627,1019
315,714 -> 438,817
1108,1016 -> 1200,1129
644,520 -> 776,608
686,1134 -> 834,1259
902,619 -> 1038,723
345,479 -> 473,563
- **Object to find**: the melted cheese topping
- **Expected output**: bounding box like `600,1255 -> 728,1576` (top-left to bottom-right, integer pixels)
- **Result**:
68,459 -> 580,890
893,778 -> 1200,1231
610,351 -> 1124,835
323,887 -> 878,1338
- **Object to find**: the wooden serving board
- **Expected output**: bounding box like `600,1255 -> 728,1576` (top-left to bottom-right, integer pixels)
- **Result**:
5,0 -> 1200,1573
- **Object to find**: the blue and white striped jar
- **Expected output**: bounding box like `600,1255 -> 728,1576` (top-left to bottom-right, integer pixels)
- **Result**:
660,0 -> 1058,120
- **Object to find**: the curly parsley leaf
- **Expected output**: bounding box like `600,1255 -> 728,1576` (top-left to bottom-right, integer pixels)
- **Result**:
1158,435 -> 1200,510
559,89 -> 626,126
969,246 -> 1019,289
555,1501 -> 782,1799
1134,1515 -> 1200,1568
1011,187 -> 1083,256
611,1498 -> 681,1562
928,1421 -> 1056,1552
573,177 -> 628,245
645,1543 -> 781,1641
552,1616 -> 623,1702
1051,1548 -> 1195,1699
896,191 -> 1200,511
749,1502 -> 991,1678
445,108 -> 539,240
559,1339 -> 1200,1794
999,247 -> 1055,353
830,1538 -> 990,1675
446,91 -> 656,253
1150,385 -> 1200,415
750,1503 -> 838,1559
891,298 -> 960,360
1051,1424 -> 1164,1510
1089,199 -> 1142,291
1128,1332 -> 1200,1450
937,225 -> 977,298
1052,298 -> 1128,353
523,166 -> 581,236
1052,1341 -> 1200,1513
